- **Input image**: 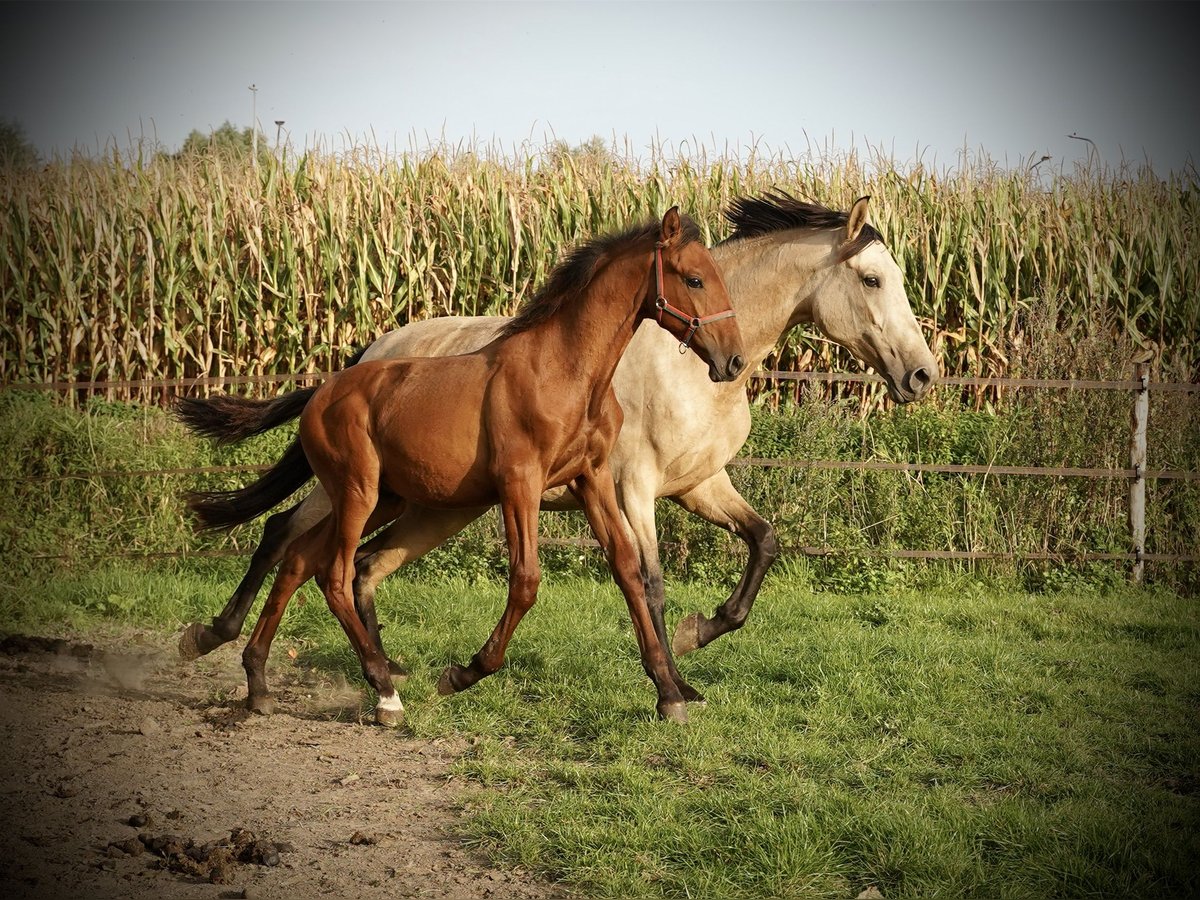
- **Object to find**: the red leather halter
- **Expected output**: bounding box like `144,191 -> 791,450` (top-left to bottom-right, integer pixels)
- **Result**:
652,241 -> 736,354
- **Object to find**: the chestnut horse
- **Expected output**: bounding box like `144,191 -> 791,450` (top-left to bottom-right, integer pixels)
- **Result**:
184,208 -> 743,724
180,194 -> 937,692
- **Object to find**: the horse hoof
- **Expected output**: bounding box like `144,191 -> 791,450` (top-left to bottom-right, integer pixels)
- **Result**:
435,666 -> 459,697
657,701 -> 689,724
374,706 -> 404,728
672,613 -> 704,658
247,695 -> 275,716
178,622 -> 223,661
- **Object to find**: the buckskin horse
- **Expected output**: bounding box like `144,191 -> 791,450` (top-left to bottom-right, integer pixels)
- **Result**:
180,194 -> 936,698
184,208 -> 743,724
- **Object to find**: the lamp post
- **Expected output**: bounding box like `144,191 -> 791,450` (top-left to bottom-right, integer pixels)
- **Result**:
249,84 -> 258,170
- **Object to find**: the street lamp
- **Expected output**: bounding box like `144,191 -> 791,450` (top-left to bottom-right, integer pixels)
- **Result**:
249,84 -> 258,170
274,120 -> 285,155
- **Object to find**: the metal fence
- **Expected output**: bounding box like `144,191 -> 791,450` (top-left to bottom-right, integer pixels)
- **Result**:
6,364 -> 1199,578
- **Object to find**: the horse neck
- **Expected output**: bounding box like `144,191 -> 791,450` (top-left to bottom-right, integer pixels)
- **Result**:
710,230 -> 832,369
523,252 -> 648,397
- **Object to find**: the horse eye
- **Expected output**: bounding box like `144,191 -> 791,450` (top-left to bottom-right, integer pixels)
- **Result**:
863,275 -> 881,288
685,276 -> 704,289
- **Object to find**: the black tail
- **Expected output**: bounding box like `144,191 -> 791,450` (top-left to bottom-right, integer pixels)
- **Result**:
175,346 -> 367,446
186,438 -> 313,531
175,387 -> 317,445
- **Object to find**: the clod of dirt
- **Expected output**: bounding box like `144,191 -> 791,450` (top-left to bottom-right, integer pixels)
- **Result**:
107,837 -> 144,856
348,830 -> 378,846
133,828 -> 288,883
126,813 -> 149,828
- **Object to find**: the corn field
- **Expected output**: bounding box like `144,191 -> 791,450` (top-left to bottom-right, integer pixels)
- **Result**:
2,142 -> 1197,398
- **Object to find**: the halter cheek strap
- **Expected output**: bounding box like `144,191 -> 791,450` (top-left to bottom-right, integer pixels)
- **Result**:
652,242 -> 737,354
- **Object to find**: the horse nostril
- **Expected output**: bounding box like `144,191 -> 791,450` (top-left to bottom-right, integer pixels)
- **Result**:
909,366 -> 932,393
729,354 -> 745,376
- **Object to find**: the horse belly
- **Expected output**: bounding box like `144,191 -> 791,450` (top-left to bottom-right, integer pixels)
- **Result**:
373,369 -> 496,508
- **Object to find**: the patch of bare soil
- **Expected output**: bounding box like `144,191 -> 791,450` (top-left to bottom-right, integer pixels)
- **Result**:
0,629 -> 570,900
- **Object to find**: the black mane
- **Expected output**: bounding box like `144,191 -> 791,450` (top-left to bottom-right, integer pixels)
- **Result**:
499,214 -> 702,338
721,190 -> 883,260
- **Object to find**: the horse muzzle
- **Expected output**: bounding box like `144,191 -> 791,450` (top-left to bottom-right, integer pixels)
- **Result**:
884,365 -> 936,403
708,353 -> 746,383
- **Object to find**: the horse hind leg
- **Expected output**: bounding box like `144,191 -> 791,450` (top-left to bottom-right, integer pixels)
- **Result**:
179,496 -> 326,660
352,502 -> 490,677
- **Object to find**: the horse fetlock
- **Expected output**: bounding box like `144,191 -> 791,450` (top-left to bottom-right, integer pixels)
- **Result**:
675,678 -> 706,704
387,658 -> 409,680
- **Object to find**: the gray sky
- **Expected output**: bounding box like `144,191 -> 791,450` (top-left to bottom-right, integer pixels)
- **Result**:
2,0 -> 1196,175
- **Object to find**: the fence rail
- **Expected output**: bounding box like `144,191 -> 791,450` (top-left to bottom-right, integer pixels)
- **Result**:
8,369 -> 1200,394
5,367 -> 1198,571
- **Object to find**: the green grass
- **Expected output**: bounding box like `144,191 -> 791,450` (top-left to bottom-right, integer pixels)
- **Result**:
2,560 -> 1196,898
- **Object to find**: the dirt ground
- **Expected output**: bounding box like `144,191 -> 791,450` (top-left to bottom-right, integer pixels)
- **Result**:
0,628 -> 572,900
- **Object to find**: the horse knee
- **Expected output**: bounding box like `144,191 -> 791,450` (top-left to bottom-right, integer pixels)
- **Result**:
508,566 -> 541,609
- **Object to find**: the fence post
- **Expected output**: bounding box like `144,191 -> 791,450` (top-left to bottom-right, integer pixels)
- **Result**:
1129,353 -> 1151,583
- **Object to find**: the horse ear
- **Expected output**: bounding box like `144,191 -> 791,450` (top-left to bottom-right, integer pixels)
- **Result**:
846,196 -> 871,243
660,205 -> 682,247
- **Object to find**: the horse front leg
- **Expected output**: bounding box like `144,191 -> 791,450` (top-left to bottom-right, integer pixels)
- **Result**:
437,484 -> 541,696
571,465 -> 687,723
316,480 -> 411,728
668,469 -> 779,657
616,478 -> 705,703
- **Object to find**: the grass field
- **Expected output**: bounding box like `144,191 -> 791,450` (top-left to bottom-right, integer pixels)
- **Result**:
3,560 -> 1196,899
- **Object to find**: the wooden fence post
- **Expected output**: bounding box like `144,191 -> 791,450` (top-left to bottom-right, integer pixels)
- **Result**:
1129,353 -> 1151,583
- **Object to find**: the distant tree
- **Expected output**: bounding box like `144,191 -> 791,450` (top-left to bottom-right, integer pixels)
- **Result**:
176,120 -> 271,164
546,134 -> 616,170
0,119 -> 39,168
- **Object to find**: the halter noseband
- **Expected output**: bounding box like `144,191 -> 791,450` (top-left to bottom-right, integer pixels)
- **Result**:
653,241 -> 736,354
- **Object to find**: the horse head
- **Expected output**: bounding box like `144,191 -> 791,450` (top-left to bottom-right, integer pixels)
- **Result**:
805,197 -> 937,402
651,206 -> 746,383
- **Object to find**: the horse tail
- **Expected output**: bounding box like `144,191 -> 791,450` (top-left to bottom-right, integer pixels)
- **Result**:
175,387 -> 317,445
175,345 -> 369,445
186,438 -> 313,531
